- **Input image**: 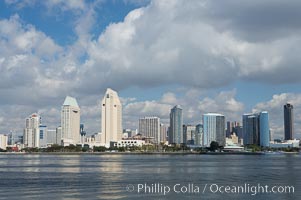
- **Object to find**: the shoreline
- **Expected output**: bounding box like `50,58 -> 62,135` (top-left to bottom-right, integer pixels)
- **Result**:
1,151 -> 298,155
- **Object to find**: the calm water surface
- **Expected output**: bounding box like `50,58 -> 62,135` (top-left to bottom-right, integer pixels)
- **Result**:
0,153 -> 300,200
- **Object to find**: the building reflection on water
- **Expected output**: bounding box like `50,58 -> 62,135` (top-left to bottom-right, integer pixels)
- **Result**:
95,155 -> 126,199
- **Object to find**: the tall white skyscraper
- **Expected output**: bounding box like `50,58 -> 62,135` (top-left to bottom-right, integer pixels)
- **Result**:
101,88 -> 122,148
139,117 -> 160,144
61,96 -> 80,146
23,113 -> 40,148
160,123 -> 168,143
203,113 -> 225,147
0,134 -> 8,150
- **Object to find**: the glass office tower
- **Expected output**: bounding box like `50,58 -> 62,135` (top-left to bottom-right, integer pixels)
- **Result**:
284,103 -> 294,140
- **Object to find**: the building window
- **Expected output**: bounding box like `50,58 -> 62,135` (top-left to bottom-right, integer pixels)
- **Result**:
40,130 -> 43,139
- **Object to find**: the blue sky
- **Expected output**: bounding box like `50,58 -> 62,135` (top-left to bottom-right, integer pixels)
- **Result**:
0,0 -> 145,45
0,0 -> 301,139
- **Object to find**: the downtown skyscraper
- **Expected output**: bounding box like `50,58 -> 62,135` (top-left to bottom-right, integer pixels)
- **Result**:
160,123 -> 168,143
226,121 -> 232,138
101,88 -> 122,148
169,105 -> 183,145
183,125 -> 196,145
259,111 -> 270,147
243,113 -> 259,145
61,96 -> 81,146
203,113 -> 225,147
242,111 -> 270,147
23,113 -> 40,148
284,103 -> 294,140
139,117 -> 160,144
195,124 -> 203,146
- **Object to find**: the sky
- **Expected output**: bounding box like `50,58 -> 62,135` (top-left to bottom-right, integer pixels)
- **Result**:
1,0 -> 301,140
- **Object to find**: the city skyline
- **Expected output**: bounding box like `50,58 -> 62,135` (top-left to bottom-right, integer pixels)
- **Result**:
1,90 -> 299,149
1,1 -> 301,139
1,89 -> 300,141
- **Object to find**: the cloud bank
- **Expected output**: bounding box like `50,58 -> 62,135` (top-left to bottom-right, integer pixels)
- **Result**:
0,0 -> 301,138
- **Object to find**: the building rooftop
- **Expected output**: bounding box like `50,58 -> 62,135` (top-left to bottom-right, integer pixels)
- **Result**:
172,105 -> 182,110
243,113 -> 255,116
63,96 -> 79,107
204,113 -> 224,116
105,88 -> 118,96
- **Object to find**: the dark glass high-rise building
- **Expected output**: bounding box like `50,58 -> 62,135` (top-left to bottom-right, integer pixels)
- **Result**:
243,113 -> 259,145
242,111 -> 270,147
226,121 -> 232,138
169,105 -> 183,145
284,103 -> 294,140
259,112 -> 270,147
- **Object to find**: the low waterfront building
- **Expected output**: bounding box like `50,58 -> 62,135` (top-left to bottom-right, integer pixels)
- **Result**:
269,140 -> 300,148
225,133 -> 244,152
223,146 -> 244,152
226,133 -> 240,146
115,139 -> 145,148
123,132 -> 129,139
84,133 -> 102,147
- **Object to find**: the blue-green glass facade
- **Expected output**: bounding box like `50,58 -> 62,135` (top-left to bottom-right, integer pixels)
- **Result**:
260,112 -> 270,147
169,105 -> 183,145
